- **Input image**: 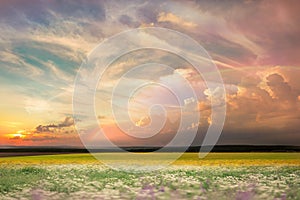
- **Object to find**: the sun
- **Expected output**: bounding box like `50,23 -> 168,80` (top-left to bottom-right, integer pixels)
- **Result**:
8,130 -> 27,139
12,133 -> 24,138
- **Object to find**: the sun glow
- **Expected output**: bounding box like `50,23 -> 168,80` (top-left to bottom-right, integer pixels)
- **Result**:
8,130 -> 27,139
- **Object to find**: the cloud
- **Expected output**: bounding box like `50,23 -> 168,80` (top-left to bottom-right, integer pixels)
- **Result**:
1,116 -> 79,145
266,73 -> 295,102
97,115 -> 107,120
219,0 -> 300,66
118,15 -> 139,27
135,116 -> 151,127
9,135 -> 22,140
22,135 -> 56,142
0,50 -> 44,78
35,116 -> 74,133
25,98 -> 52,114
184,97 -> 196,106
136,2 -> 159,24
190,66 -> 300,145
59,116 -> 74,127
204,87 -> 226,107
101,113 -> 181,147
157,12 -> 197,28
223,70 -> 300,132
1,1 -> 300,146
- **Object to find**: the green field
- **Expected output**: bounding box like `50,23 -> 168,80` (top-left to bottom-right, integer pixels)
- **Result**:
1,152 -> 300,165
0,153 -> 300,199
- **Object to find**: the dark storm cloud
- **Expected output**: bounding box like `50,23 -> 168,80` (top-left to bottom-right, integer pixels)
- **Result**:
0,0 -> 106,22
266,74 -> 296,102
156,0 -> 300,66
217,72 -> 299,145
203,35 -> 258,66
52,0 -> 106,20
219,126 -> 300,145
193,0 -> 251,13
226,73 -> 298,121
136,1 -> 160,24
118,15 -> 140,27
218,0 -> 300,66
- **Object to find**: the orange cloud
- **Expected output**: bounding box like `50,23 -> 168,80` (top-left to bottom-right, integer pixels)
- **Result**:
157,12 -> 197,28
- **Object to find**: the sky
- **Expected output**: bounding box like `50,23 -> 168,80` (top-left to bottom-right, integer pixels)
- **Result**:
0,0 -> 300,147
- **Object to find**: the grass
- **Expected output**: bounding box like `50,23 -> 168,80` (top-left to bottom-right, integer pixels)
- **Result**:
0,167 -> 48,193
0,164 -> 299,199
0,153 -> 299,199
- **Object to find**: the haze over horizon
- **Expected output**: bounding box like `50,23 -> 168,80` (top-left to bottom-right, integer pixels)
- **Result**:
0,0 -> 300,147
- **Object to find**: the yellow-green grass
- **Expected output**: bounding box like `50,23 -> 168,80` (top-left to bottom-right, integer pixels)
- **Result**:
0,152 -> 299,166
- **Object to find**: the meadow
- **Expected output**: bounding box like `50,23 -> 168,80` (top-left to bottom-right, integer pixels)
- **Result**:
0,153 -> 299,199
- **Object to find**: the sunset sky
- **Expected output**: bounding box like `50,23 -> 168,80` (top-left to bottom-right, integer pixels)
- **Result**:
0,0 -> 300,147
